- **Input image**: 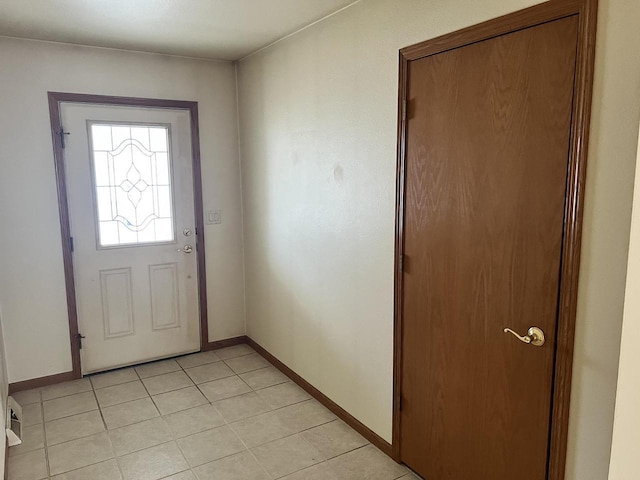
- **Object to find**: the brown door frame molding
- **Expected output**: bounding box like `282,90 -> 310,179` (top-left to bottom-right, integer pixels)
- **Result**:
392,1 -> 598,479
48,92 -> 210,379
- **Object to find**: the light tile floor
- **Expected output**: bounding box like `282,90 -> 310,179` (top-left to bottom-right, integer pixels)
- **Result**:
8,344 -> 417,480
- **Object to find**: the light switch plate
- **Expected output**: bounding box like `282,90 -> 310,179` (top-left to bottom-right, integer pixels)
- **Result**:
206,209 -> 222,225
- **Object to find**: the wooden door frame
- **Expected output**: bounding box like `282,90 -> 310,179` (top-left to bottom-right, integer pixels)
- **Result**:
392,1 -> 598,479
48,92 -> 210,379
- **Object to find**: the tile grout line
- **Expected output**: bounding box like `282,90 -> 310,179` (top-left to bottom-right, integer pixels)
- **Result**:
40,405 -> 99,424
126,361 -> 190,478
10,346 -> 380,479
135,364 -> 170,416
12,356 -> 255,445
137,369 -> 194,478
171,350 -> 265,478
46,459 -> 121,479
229,365 -> 369,479
142,350 -> 250,478
106,360 -> 198,478
217,352 -> 341,478
43,369 -> 163,478
15,347 -> 254,410
49,377 -> 119,478
94,379 -> 149,409
41,378 -> 91,403
207,386 -> 275,480
40,388 -> 50,480
8,351 -> 224,477
108,365 -> 148,479
293,434 -> 330,476
172,347 -> 307,478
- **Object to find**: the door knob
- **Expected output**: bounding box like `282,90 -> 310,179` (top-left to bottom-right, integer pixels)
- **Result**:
178,244 -> 193,254
503,326 -> 545,347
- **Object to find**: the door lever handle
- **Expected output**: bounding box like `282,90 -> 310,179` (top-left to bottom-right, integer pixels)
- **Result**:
177,244 -> 193,254
503,327 -> 545,347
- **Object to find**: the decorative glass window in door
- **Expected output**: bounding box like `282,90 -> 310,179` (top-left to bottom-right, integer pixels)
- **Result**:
89,123 -> 175,247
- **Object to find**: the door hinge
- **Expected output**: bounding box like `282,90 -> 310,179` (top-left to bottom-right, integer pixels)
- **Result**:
70,236 -> 74,252
400,254 -> 408,272
403,99 -> 415,121
59,127 -> 70,149
77,333 -> 86,349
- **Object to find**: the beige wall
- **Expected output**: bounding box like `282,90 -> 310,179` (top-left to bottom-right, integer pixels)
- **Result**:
0,37 -> 246,383
608,124 -> 640,480
0,310 -> 9,476
566,1 -> 640,478
237,1 -> 640,479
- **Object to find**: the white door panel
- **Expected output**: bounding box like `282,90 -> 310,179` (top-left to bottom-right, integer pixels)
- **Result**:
61,103 -> 200,374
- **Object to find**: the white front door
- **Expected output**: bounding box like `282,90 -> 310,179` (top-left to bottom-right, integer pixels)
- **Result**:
61,103 -> 201,374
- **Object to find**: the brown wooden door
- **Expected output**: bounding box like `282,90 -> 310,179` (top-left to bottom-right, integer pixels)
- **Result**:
400,16 -> 579,480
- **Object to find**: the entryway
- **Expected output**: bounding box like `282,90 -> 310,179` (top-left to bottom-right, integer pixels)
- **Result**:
8,345 -> 411,479
49,94 -> 209,375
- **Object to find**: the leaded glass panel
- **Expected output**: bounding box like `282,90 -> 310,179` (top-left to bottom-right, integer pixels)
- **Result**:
89,123 -> 175,247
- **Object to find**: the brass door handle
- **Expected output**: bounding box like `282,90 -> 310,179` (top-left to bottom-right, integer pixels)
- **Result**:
503,327 -> 545,347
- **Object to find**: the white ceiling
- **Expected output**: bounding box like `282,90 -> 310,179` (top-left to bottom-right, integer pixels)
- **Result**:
0,0 -> 358,61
